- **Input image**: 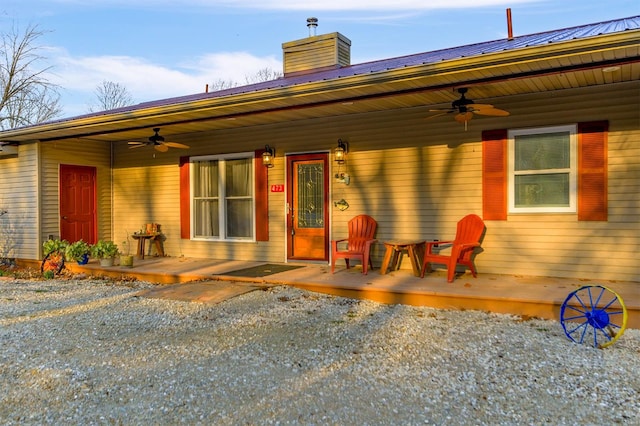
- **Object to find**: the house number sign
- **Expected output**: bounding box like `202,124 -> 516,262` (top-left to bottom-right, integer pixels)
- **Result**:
270,184 -> 285,192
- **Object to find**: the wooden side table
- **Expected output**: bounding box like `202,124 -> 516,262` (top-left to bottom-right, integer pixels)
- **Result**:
131,233 -> 164,259
380,240 -> 426,276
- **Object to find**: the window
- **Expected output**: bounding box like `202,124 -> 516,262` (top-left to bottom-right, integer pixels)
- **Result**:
508,125 -> 577,213
483,122 -> 607,221
190,153 -> 254,240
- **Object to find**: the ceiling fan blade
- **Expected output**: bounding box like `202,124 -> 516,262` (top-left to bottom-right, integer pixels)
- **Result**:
467,103 -> 494,110
455,112 -> 474,123
472,107 -> 510,117
163,142 -> 190,149
128,142 -> 147,149
425,112 -> 450,121
154,144 -> 169,153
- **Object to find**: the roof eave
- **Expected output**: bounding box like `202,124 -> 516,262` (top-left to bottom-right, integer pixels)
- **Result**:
1,29 -> 638,143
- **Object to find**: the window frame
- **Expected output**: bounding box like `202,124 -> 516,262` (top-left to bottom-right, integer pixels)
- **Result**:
507,124 -> 577,214
189,152 -> 256,242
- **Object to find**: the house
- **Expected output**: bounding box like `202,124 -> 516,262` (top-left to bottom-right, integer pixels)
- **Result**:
0,15 -> 638,283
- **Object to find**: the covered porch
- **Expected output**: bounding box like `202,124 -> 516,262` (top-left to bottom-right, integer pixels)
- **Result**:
30,255 -> 639,330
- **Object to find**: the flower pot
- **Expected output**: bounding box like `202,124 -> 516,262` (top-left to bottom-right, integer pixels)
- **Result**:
120,255 -> 134,267
76,254 -> 89,265
99,257 -> 114,267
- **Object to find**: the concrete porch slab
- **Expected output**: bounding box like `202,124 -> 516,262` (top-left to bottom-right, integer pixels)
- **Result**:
136,280 -> 267,304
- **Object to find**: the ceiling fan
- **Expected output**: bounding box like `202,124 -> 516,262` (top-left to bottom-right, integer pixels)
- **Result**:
427,88 -> 510,129
128,128 -> 190,152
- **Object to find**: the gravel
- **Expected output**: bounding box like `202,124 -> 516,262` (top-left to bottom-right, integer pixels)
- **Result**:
1,277 -> 639,425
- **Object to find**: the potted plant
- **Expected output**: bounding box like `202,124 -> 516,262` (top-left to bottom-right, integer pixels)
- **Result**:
65,240 -> 91,265
120,233 -> 134,267
91,240 -> 119,267
42,238 -> 68,257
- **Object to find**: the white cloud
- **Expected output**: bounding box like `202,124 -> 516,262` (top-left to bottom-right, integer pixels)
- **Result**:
182,52 -> 282,83
46,47 -> 282,115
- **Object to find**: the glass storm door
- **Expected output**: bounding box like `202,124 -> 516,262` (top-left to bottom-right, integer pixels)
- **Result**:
286,153 -> 329,261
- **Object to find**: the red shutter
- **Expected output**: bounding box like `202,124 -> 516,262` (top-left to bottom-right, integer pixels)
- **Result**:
482,129 -> 508,220
179,156 -> 190,239
578,121 -> 608,221
255,150 -> 269,241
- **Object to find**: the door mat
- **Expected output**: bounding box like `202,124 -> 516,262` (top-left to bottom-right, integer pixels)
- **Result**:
217,264 -> 304,277
137,281 -> 261,304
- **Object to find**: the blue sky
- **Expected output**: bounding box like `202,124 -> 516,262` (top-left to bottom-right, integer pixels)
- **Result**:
2,0 -> 638,117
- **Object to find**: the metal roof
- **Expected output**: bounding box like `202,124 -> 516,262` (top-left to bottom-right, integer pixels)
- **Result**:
37,14 -> 639,125
1,15 -> 638,142
91,15 -> 640,115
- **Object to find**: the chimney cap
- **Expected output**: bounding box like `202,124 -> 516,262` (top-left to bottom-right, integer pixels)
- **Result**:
307,17 -> 318,36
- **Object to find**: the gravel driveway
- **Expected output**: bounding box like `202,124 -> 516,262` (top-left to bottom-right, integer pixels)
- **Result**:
1,277 -> 638,425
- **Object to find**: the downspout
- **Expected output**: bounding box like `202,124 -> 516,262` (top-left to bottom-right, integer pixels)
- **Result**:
36,142 -> 43,260
110,141 -> 114,241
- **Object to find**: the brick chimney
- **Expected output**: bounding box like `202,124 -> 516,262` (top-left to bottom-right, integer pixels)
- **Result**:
282,18 -> 351,76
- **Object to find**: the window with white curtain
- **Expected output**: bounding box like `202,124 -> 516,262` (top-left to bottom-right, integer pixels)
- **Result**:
508,125 -> 577,213
191,154 -> 254,240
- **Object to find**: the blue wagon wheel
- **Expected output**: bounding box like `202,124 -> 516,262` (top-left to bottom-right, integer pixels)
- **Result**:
560,285 -> 627,348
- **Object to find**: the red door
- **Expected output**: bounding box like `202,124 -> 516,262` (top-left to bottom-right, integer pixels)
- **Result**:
59,165 -> 97,244
286,153 -> 329,261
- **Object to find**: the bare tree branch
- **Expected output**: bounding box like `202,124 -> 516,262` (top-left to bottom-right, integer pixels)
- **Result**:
244,67 -> 282,84
208,78 -> 238,91
0,23 -> 61,130
208,67 -> 282,92
88,80 -> 134,112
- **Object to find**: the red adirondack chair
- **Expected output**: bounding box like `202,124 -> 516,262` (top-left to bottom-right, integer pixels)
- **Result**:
331,215 -> 377,275
421,214 -> 486,282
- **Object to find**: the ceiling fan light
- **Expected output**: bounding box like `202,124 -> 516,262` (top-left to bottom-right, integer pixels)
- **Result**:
455,112 -> 473,123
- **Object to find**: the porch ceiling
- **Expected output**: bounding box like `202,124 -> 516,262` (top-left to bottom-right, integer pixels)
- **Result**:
1,29 -> 638,145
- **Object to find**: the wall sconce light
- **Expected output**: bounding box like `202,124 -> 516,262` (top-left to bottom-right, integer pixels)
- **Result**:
262,145 -> 275,168
334,139 -> 348,164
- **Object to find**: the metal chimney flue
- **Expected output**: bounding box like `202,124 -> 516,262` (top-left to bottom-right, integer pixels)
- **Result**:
307,17 -> 318,37
506,8 -> 514,40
